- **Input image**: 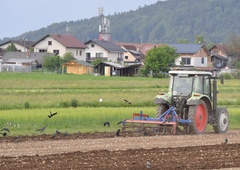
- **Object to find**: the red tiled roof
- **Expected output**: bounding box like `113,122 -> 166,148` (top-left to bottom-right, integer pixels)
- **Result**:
49,34 -> 87,48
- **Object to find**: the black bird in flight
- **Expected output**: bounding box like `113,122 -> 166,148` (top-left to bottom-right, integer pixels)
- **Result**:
35,124 -> 48,132
1,127 -> 10,133
48,111 -> 57,118
124,99 -> 131,104
116,129 -> 121,136
104,122 -> 110,127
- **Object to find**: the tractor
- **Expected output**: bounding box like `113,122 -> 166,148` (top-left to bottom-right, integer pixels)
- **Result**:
121,68 -> 229,135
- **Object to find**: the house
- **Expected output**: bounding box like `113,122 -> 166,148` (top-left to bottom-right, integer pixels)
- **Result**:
32,34 -> 87,60
1,51 -> 56,68
169,44 -> 210,67
209,45 -> 229,69
116,43 -> 163,64
62,60 -> 93,75
94,61 -> 141,76
118,44 -> 145,64
0,40 -> 34,53
85,39 -> 125,63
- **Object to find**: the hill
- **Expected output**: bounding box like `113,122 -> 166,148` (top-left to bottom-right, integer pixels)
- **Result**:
1,0 -> 240,44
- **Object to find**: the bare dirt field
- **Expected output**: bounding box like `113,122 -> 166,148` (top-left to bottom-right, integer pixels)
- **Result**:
0,130 -> 240,170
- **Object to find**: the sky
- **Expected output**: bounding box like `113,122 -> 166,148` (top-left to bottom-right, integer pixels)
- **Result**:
1,0 -> 159,40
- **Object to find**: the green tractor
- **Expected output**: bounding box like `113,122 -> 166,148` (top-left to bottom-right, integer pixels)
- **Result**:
154,68 -> 229,134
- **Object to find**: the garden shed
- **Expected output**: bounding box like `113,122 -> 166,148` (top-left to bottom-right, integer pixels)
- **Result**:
62,60 -> 93,75
94,62 -> 141,76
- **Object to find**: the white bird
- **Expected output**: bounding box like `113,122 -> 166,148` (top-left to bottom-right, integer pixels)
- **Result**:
99,98 -> 103,102
146,160 -> 152,169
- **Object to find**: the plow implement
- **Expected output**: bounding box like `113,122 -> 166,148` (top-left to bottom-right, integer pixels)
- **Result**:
121,107 -> 191,135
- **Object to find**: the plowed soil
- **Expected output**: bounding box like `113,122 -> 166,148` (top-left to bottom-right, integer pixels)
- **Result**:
0,130 -> 240,170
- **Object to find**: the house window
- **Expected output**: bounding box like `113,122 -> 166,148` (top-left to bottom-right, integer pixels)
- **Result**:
76,50 -> 78,56
39,49 -> 47,53
201,57 -> 204,64
182,57 -> 191,65
125,56 -> 128,59
91,44 -> 95,48
96,53 -> 103,58
53,50 -> 59,55
48,41 -> 52,45
79,50 -> 82,56
213,50 -> 218,55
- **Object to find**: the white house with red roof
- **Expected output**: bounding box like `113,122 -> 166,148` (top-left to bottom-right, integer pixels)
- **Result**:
32,34 -> 87,60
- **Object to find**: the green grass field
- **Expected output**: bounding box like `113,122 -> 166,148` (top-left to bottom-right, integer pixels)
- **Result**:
0,72 -> 239,136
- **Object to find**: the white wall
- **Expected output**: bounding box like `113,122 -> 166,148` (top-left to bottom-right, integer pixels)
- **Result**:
34,37 -> 86,59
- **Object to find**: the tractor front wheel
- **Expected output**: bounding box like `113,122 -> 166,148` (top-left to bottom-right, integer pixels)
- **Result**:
188,100 -> 208,134
213,107 -> 229,133
156,104 -> 168,118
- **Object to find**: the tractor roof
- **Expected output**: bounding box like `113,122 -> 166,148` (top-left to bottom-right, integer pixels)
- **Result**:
169,70 -> 212,76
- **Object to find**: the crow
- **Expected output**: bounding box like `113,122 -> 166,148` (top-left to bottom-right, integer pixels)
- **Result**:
56,130 -> 62,135
35,124 -> 48,132
64,131 -> 69,136
1,127 -> 10,133
225,137 -> 228,144
117,119 -> 126,125
48,111 -> 57,118
116,129 -> 121,136
0,132 -> 7,137
124,99 -> 131,104
104,122 -> 110,127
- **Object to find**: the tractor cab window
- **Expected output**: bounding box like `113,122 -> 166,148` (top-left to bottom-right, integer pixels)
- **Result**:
172,76 -> 193,96
193,76 -> 203,93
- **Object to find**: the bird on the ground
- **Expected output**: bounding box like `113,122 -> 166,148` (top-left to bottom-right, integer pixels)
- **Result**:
51,133 -> 56,139
116,129 -> 121,136
56,130 -> 62,134
64,131 -> 69,136
0,132 -> 7,137
99,98 -> 103,102
225,137 -> 228,144
117,119 -> 126,125
1,127 -> 10,133
145,160 -> 152,169
124,99 -> 131,104
48,111 -> 57,118
104,122 -> 110,127
35,124 -> 48,132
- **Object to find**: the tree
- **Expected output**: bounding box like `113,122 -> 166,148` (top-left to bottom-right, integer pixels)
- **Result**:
61,52 -> 75,64
194,35 -> 206,45
225,33 -> 240,69
144,45 -> 178,77
6,42 -> 17,51
43,55 -> 61,71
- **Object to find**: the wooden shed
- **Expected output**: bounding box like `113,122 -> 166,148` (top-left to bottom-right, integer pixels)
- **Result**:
62,60 -> 93,75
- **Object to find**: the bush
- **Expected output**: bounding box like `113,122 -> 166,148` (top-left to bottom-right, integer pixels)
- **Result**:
24,102 -> 30,109
59,101 -> 70,108
221,73 -> 234,80
71,99 -> 79,108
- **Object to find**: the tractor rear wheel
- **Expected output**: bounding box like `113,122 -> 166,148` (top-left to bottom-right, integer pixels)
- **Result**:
188,100 -> 208,134
156,104 -> 168,118
213,107 -> 229,133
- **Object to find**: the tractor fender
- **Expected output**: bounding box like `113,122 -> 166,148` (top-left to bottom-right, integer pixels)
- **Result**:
154,98 -> 170,105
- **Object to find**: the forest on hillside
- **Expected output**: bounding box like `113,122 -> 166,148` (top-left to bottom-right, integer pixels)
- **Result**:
1,0 -> 240,45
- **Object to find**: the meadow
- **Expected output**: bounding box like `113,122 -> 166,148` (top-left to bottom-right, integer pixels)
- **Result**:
0,72 -> 239,136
